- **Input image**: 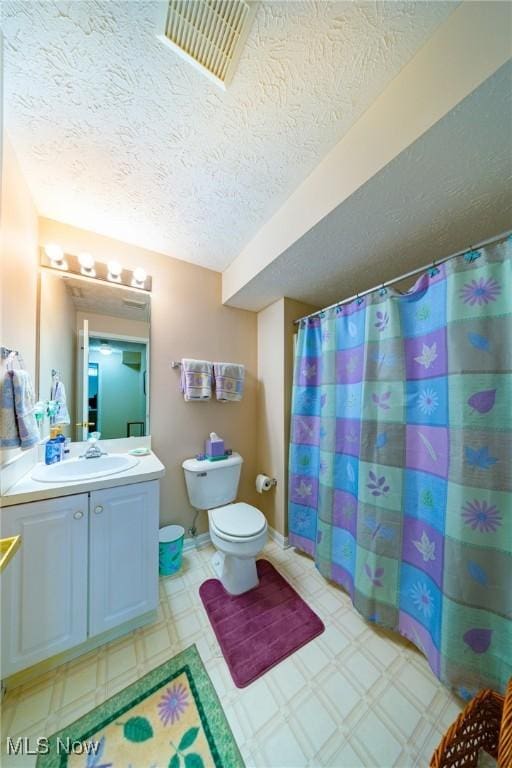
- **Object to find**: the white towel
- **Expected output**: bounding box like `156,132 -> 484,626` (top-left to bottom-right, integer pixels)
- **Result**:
181,359 -> 212,401
0,369 -> 40,449
213,362 -> 245,402
50,379 -> 70,425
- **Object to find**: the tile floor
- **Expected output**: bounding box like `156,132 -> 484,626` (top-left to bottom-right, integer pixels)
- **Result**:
1,541 -> 467,767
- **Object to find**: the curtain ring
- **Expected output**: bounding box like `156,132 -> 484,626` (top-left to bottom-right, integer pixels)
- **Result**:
464,246 -> 480,263
429,259 -> 439,277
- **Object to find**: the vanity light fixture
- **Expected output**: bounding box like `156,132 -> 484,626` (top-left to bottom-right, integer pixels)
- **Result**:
107,260 -> 122,282
78,252 -> 96,277
132,267 -> 147,288
44,243 -> 67,270
40,246 -> 152,291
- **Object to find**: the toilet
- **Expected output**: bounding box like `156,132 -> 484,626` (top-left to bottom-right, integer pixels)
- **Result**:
182,452 -> 267,595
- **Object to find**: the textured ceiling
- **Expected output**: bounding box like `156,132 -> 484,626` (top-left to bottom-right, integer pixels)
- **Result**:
63,276 -> 151,322
2,1 -> 456,270
226,61 -> 512,311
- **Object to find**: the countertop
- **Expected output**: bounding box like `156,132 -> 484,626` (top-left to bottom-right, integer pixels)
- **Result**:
0,451 -> 165,508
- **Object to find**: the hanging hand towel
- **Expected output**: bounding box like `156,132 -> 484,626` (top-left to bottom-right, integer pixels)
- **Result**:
213,362 -> 245,402
0,369 -> 20,447
12,369 -> 40,448
50,379 -> 70,425
181,359 -> 213,401
0,369 -> 40,449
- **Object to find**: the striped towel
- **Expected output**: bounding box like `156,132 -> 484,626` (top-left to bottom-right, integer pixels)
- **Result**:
0,369 -> 40,449
181,359 -> 212,401
213,362 -> 245,402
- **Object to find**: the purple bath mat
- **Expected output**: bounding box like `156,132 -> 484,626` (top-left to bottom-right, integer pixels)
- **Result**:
199,559 -> 325,688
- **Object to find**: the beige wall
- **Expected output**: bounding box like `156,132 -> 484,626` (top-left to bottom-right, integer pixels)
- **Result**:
0,137 -> 39,463
257,297 -> 317,536
39,271 -> 76,437
39,218 -> 258,534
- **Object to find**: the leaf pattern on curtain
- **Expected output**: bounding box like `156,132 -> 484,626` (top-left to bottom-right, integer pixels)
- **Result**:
288,238 -> 512,697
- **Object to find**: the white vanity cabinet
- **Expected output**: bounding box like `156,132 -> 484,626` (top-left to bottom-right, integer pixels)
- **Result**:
1,480 -> 159,678
1,494 -> 89,676
89,482 -> 159,636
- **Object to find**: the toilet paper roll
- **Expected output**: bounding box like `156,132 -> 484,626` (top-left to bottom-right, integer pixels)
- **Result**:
256,474 -> 273,493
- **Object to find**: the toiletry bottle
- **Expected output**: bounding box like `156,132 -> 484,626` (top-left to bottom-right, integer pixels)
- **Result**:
51,426 -> 66,460
45,437 -> 61,465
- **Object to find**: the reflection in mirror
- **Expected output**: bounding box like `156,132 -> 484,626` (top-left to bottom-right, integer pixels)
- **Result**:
38,271 -> 150,442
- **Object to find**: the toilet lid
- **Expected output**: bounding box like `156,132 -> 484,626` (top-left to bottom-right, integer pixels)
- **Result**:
210,502 -> 266,538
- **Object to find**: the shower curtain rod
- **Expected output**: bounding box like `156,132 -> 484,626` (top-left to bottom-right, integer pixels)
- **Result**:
293,228 -> 511,325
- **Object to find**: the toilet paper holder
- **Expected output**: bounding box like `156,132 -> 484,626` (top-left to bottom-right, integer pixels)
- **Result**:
256,474 -> 277,493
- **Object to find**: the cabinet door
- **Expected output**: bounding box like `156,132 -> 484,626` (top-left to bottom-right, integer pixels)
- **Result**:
89,481 -> 159,636
1,494 -> 89,677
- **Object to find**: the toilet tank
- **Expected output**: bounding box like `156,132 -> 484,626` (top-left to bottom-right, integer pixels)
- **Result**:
182,453 -> 243,509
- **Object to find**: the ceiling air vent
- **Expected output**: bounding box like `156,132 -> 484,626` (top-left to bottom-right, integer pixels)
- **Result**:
158,0 -> 257,88
122,298 -> 147,310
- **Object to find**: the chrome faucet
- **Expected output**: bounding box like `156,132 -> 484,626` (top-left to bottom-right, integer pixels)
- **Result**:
81,439 -> 107,459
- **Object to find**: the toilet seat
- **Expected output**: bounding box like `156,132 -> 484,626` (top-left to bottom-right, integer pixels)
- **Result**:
210,502 -> 266,540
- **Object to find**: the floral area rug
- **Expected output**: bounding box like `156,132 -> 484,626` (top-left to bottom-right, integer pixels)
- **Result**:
37,645 -> 244,768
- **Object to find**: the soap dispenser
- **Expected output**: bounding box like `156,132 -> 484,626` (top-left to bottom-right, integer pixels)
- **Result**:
52,426 -> 67,458
45,432 -> 62,465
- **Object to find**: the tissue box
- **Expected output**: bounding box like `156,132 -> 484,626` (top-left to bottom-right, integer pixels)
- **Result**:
205,436 -> 224,457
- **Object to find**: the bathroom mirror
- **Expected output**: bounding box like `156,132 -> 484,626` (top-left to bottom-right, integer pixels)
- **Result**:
38,270 -> 150,442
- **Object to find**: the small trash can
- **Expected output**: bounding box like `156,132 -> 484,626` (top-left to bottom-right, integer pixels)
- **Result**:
159,525 -> 185,576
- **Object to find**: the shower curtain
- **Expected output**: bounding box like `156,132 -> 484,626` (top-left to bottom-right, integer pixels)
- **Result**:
288,238 -> 511,697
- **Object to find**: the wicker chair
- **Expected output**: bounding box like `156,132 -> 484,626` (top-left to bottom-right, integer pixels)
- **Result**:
430,678 -> 512,767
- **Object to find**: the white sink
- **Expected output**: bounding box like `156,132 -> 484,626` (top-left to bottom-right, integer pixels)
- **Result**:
31,454 -> 139,483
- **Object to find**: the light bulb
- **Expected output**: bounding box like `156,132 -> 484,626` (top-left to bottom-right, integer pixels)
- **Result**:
45,243 -> 64,265
78,252 -> 95,271
107,260 -> 122,279
99,342 -> 112,356
133,267 -> 147,285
